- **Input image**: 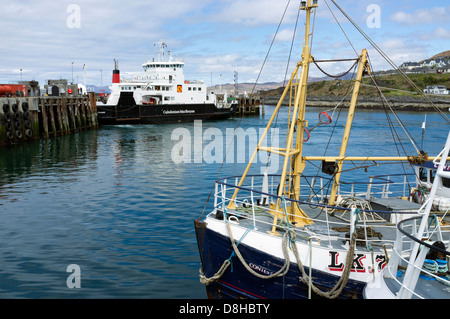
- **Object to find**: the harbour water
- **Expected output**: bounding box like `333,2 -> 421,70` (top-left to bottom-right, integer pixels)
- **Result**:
0,105 -> 447,299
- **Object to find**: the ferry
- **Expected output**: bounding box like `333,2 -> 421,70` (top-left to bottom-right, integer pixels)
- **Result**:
97,41 -> 238,125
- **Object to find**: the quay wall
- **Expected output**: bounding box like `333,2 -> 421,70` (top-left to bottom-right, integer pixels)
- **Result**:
0,93 -> 98,147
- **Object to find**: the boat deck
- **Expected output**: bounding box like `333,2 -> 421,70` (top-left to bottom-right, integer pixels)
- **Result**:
383,271 -> 450,299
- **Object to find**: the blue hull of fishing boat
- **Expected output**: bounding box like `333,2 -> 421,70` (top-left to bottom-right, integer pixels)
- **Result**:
194,219 -> 364,299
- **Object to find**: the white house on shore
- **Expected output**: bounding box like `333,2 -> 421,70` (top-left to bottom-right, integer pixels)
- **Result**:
423,85 -> 449,95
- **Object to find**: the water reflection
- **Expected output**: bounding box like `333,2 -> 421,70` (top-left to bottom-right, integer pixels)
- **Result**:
0,108 -> 447,298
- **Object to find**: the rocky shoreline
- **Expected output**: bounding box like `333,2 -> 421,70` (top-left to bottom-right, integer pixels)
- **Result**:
262,95 -> 450,111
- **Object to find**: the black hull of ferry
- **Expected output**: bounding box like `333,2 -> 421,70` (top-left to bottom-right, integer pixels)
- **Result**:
194,219 -> 365,299
97,102 -> 238,125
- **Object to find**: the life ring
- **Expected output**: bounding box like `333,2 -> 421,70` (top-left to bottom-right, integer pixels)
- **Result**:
319,111 -> 332,125
303,128 -> 310,142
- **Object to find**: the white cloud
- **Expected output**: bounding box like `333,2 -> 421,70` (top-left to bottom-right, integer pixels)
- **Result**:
390,6 -> 449,25
417,26 -> 450,41
211,0 -> 298,26
276,29 -> 296,42
0,1 -> 447,86
433,27 -> 450,39
366,38 -> 428,69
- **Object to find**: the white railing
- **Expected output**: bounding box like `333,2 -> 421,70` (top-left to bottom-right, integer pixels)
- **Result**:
215,174 -> 414,210
213,174 -> 414,248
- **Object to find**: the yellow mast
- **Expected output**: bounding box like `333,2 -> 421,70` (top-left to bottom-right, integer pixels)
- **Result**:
227,0 -> 319,231
225,1 -> 424,233
272,0 -> 317,230
327,49 -> 369,207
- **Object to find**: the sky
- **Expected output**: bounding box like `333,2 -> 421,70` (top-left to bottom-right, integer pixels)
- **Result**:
0,0 -> 449,88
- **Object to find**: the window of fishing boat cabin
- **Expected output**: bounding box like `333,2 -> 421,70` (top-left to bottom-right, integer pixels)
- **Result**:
416,162 -> 450,195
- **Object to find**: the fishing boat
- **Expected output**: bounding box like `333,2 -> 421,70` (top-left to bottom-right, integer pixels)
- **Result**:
97,41 -> 238,125
364,132 -> 450,299
194,0 -> 450,299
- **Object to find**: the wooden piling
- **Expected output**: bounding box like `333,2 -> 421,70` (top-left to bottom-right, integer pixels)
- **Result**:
0,94 -> 98,147
68,98 -> 77,132
40,97 -> 49,138
235,95 -> 261,116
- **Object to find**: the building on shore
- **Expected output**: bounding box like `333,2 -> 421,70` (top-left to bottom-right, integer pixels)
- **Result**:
423,85 -> 449,95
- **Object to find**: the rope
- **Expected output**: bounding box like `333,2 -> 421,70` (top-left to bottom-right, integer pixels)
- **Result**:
365,65 -> 423,155
199,259 -> 231,285
225,221 -> 291,280
313,58 -> 358,79
327,0 -> 450,124
199,219 -> 358,299
291,230 -> 358,299
199,222 -> 291,285
250,0 -> 292,95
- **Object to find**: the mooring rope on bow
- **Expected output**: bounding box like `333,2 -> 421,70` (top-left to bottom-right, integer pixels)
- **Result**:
199,221 -> 291,285
290,230 -> 358,299
200,216 -> 358,299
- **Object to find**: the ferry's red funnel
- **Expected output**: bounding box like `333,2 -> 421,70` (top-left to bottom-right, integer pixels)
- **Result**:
112,59 -> 120,84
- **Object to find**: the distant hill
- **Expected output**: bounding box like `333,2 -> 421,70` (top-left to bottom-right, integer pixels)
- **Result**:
430,50 -> 450,59
420,50 -> 450,62
208,75 -> 347,96
208,82 -> 284,95
260,72 -> 450,104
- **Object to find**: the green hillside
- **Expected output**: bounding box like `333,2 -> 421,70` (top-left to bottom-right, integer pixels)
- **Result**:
261,73 -> 450,99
